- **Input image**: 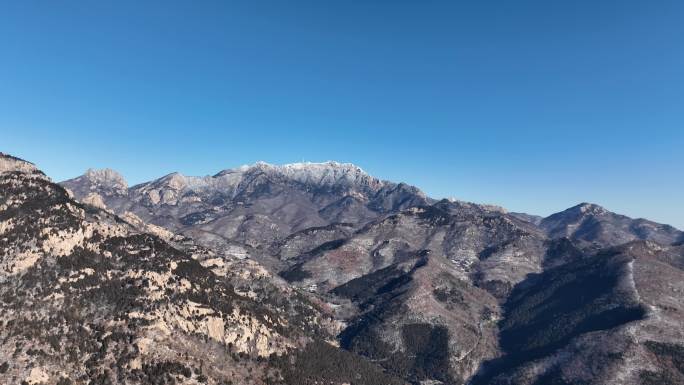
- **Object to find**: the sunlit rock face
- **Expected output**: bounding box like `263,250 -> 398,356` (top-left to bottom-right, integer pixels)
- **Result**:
0,152 -> 43,176
64,168 -> 129,198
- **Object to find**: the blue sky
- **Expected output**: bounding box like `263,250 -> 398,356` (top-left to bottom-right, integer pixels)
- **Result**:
1,1 -> 683,228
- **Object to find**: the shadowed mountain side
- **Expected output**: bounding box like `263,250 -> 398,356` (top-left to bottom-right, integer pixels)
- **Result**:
281,202 -> 548,300
470,241 -> 684,385
335,253 -> 500,384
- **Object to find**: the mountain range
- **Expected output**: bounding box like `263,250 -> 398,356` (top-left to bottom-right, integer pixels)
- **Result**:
1,152 -> 682,385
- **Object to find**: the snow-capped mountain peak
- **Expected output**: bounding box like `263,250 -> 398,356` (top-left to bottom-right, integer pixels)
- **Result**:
60,160 -> 432,241
214,161 -> 374,188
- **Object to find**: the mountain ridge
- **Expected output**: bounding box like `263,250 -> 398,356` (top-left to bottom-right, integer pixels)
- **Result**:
64,164 -> 682,234
3,151 -> 684,384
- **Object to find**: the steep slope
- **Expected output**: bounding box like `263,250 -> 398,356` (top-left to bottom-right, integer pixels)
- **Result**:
0,153 -> 405,385
334,252 -> 501,384
509,212 -> 543,226
282,200 -> 547,298
273,200 -> 550,384
540,203 -> 683,247
471,241 -> 684,385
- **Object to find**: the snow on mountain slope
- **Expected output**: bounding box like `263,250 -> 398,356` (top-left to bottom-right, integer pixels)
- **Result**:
61,161 -> 432,257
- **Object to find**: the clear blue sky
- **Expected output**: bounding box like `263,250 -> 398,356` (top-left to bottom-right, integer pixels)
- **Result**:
1,1 -> 683,228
